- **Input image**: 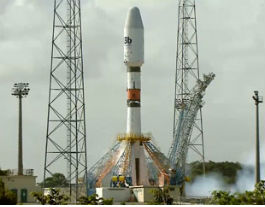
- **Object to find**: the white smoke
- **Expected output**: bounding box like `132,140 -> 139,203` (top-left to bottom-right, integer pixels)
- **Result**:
231,165 -> 254,193
186,148 -> 265,197
185,173 -> 228,197
231,148 -> 265,193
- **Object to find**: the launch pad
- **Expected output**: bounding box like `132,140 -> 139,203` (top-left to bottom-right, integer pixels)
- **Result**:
87,7 -> 176,194
86,6 -> 176,189
96,186 -> 180,203
87,3 -> 215,202
88,133 -> 174,188
38,0 -> 215,203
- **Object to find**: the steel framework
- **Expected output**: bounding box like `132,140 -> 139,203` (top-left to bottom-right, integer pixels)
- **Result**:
87,137 -> 172,192
168,73 -> 215,184
169,0 -> 205,179
44,0 -> 88,202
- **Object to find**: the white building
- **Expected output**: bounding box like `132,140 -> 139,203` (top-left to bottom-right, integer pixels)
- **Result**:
0,169 -> 41,203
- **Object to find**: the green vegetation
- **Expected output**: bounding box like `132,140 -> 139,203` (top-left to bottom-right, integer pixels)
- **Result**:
78,194 -> 113,205
31,188 -> 69,205
32,190 -> 113,205
210,181 -> 265,205
189,161 -> 242,184
0,169 -> 10,176
148,187 -> 173,205
0,178 -> 17,205
40,173 -> 68,188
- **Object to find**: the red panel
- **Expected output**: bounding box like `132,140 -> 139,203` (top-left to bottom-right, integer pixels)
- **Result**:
127,89 -> 140,100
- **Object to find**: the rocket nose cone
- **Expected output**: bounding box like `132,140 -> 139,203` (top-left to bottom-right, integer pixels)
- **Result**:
125,7 -> 144,29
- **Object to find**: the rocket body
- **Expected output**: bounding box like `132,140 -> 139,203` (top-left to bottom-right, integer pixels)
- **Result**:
124,7 -> 148,186
124,7 -> 144,136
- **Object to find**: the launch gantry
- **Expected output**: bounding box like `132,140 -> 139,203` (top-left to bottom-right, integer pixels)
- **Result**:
168,73 -> 215,184
167,0 -> 212,185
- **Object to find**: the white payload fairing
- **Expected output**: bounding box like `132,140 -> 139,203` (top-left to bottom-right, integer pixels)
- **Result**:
124,7 -> 149,186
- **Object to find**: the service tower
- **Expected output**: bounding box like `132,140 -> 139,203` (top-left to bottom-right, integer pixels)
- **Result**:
124,7 -> 148,186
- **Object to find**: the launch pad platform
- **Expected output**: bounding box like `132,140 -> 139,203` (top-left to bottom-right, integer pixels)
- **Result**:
96,185 -> 180,203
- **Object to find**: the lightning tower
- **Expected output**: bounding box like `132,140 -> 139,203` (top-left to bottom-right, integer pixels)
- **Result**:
168,0 -> 206,181
44,0 -> 88,202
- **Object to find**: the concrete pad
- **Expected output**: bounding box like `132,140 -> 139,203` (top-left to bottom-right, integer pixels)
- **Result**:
131,186 -> 180,203
96,187 -> 131,202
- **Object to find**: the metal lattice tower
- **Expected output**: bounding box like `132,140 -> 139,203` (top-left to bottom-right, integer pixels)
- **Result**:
44,0 -> 88,202
171,0 -> 205,174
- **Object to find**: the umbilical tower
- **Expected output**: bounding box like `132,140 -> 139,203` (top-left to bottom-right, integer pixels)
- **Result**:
168,0 -> 211,184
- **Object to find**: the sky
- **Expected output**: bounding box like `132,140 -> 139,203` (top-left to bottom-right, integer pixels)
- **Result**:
0,0 -> 265,182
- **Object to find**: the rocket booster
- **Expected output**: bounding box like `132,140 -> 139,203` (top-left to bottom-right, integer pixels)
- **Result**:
124,7 -> 144,136
123,7 -> 148,186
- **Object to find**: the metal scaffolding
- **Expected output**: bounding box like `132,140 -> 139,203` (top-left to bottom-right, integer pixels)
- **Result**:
87,136 -> 172,192
44,0 -> 88,202
168,0 -> 208,183
168,73 -> 215,184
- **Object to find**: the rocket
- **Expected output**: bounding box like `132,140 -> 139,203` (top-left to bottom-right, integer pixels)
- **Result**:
124,6 -> 143,135
124,7 -> 149,186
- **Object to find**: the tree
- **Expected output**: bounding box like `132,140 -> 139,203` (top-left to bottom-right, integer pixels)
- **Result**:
149,187 -> 173,205
189,161 -> 242,184
31,188 -> 69,205
0,169 -> 9,176
78,194 -> 113,205
41,173 -> 68,188
210,190 -> 239,205
210,181 -> 265,205
0,178 -> 17,205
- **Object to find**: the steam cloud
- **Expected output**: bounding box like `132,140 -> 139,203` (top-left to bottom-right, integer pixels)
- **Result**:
186,149 -> 265,197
